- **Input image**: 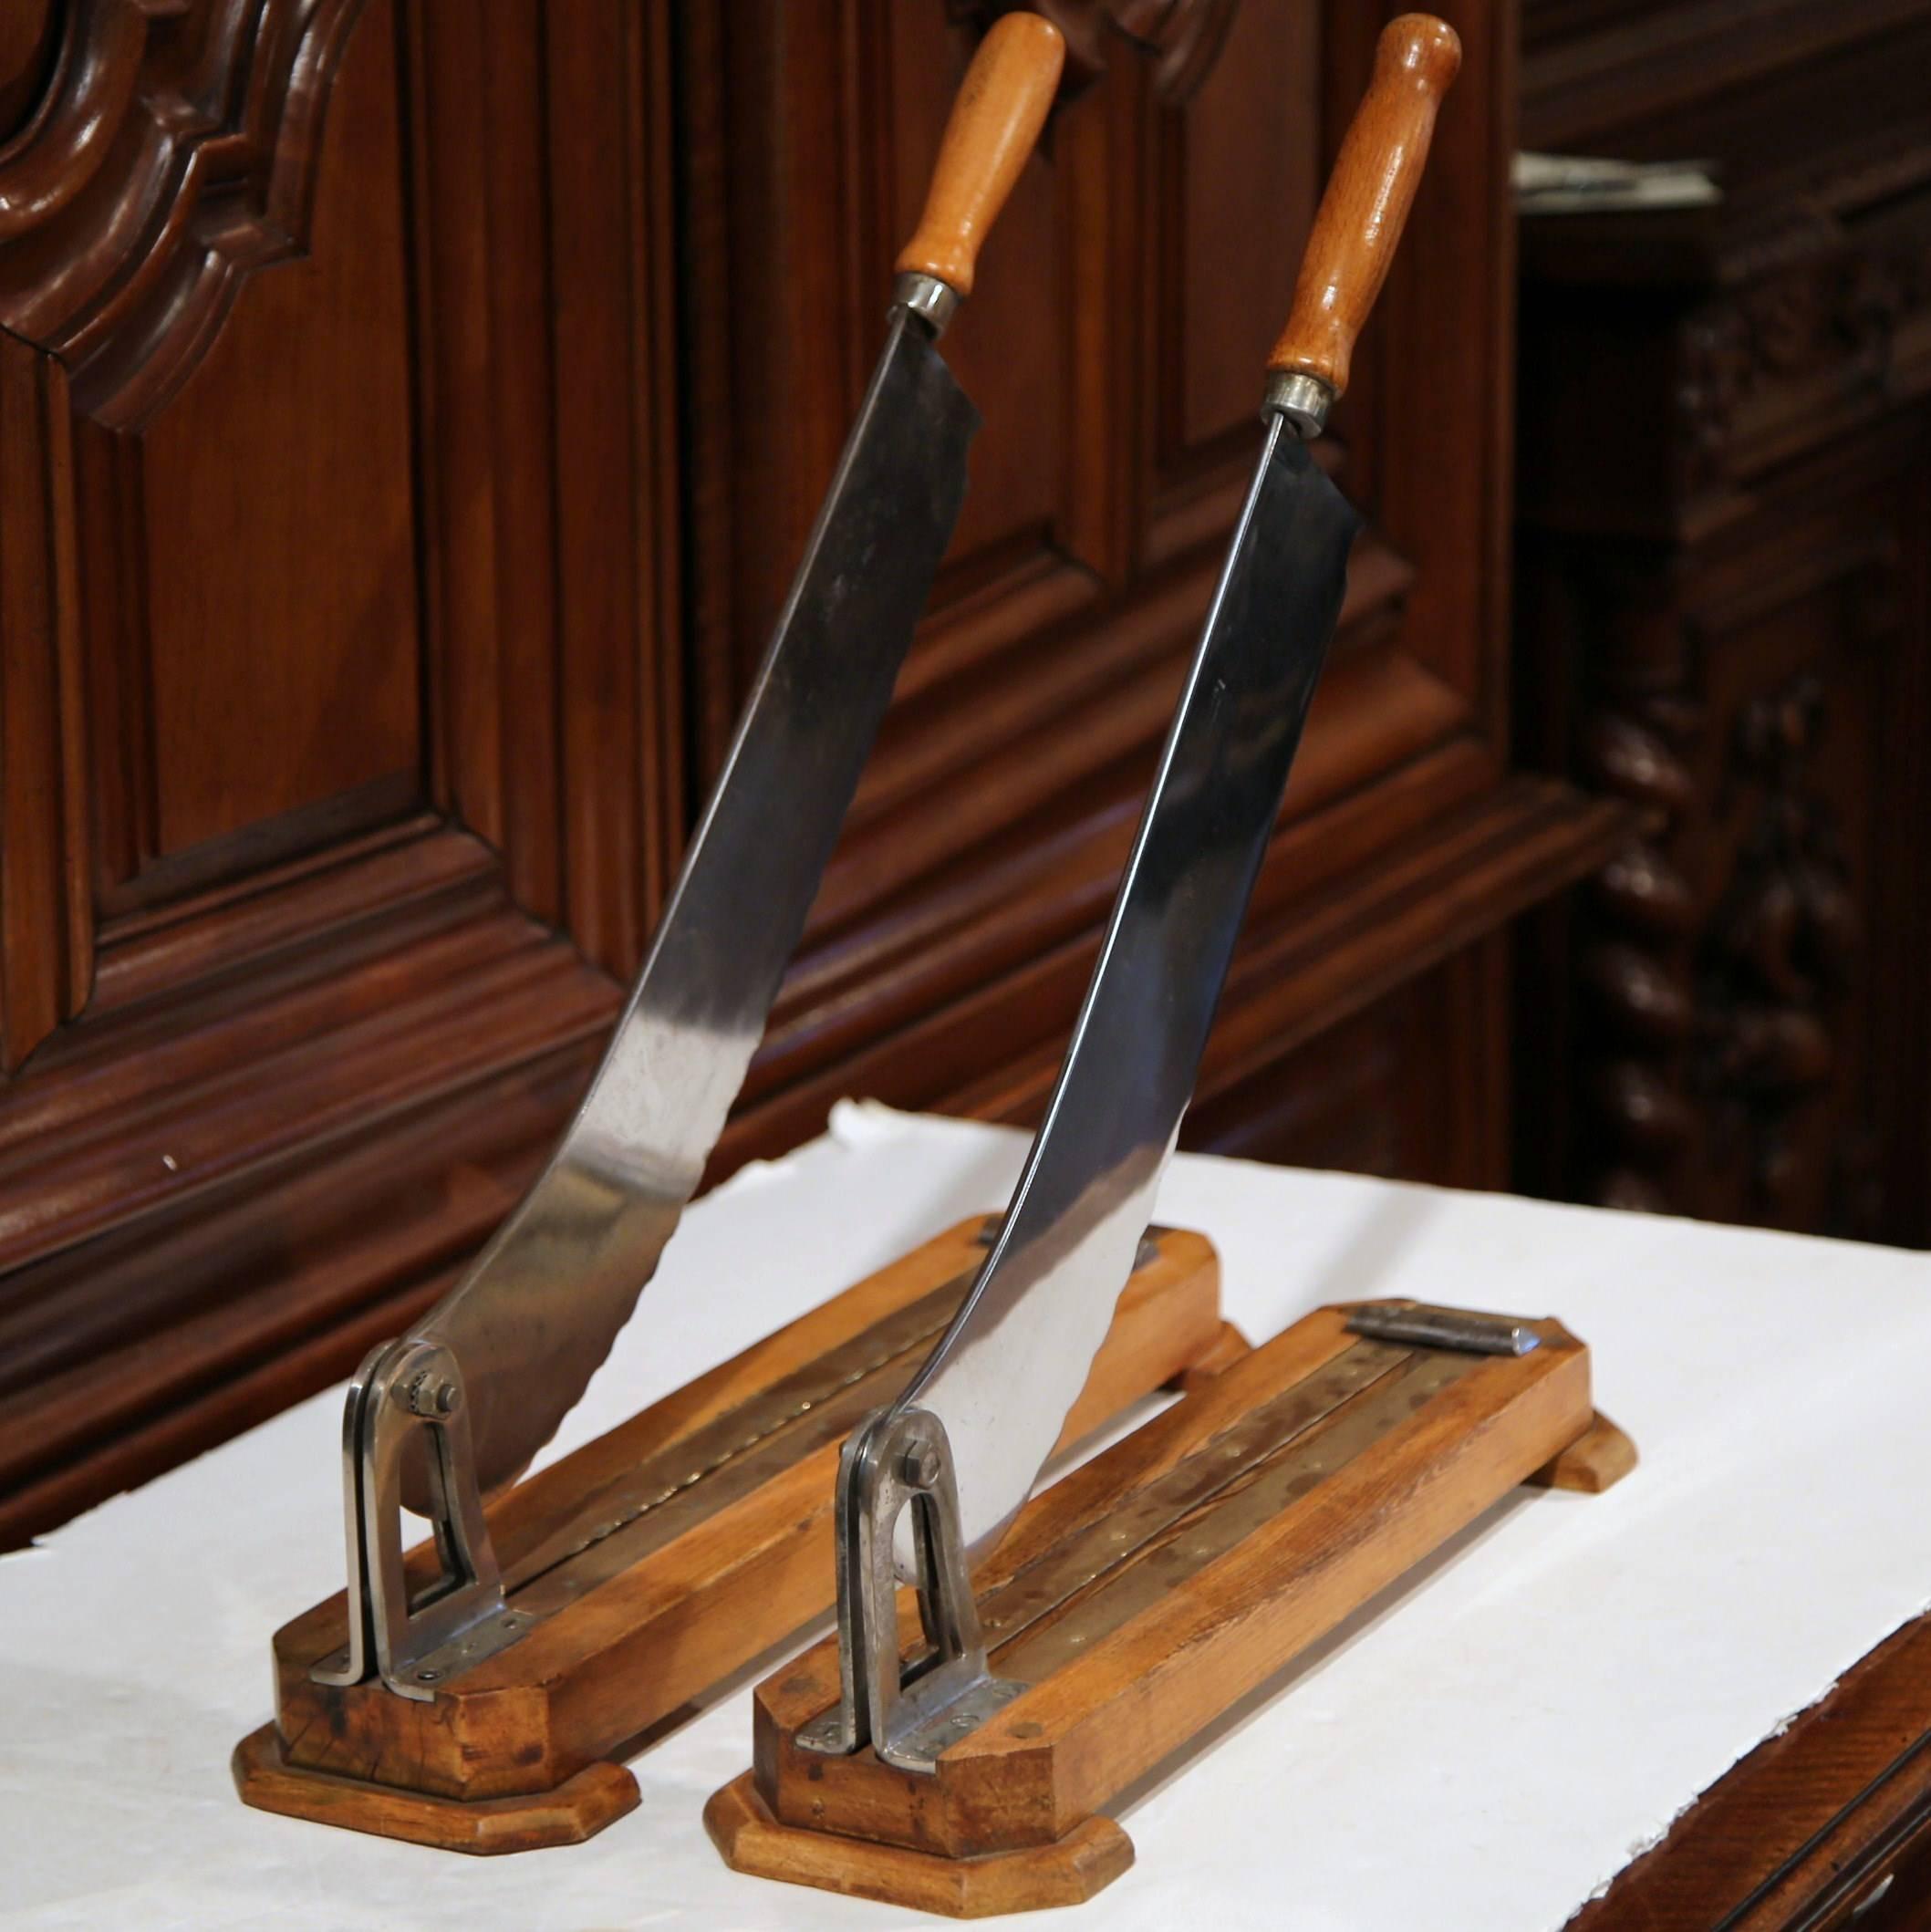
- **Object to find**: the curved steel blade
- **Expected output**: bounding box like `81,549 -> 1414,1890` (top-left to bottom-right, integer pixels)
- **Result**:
407,317 -> 977,1504
892,423 -> 1361,1562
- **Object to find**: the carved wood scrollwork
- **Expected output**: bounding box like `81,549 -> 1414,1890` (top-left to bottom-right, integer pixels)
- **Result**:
0,1 -> 61,138
952,0 -> 1241,101
1694,674 -> 1862,1223
1578,689 -> 1702,1217
1672,186 -> 1931,500
0,0 -> 368,427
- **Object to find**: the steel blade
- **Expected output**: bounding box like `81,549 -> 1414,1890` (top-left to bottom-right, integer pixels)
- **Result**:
894,422 -> 1361,1561
408,317 -> 977,1504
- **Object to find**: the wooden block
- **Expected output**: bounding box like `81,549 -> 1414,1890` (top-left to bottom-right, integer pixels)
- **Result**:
1525,1408 -> 1636,1493
242,1217 -> 1226,1844
722,1299 -> 1618,1906
1170,1317 -> 1253,1394
706,1771 -> 1133,1918
231,1724 -> 638,1854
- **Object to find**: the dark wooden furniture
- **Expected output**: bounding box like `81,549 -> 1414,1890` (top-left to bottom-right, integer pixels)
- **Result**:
1571,1610 -> 1931,1930
1514,2 -> 1931,1921
1513,0 -> 1931,1245
0,0 -> 1623,1548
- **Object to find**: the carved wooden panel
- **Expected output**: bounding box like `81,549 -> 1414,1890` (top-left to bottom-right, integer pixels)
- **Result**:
1515,0 -> 1931,1246
685,0 -> 1618,1180
0,0 -> 683,1542
0,0 -> 1622,1544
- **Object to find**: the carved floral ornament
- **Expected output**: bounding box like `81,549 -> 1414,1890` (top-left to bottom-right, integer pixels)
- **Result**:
1673,208 -> 1931,497
955,0 -> 1241,102
0,0 -> 365,428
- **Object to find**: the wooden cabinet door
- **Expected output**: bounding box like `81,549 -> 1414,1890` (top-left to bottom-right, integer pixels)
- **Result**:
0,0 -> 680,1541
682,0 -> 1622,1170
0,0 -> 1621,1545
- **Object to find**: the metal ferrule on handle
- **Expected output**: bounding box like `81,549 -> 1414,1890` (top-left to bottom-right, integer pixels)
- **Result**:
892,270 -> 962,339
1262,369 -> 1336,440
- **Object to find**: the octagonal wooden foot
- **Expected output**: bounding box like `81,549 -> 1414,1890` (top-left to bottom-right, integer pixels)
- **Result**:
1525,1408 -> 1636,1493
232,1724 -> 638,1854
705,1771 -> 1134,1916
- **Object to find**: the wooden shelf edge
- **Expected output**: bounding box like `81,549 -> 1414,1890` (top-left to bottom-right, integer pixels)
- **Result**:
1568,1611 -> 1931,1928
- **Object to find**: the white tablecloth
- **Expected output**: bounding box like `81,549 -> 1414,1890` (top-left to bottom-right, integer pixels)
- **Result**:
4,1101 -> 1928,1929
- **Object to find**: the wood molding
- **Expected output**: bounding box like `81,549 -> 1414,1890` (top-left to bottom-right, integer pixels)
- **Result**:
0,335 -> 90,1070
721,774 -> 1633,1170
0,823 -> 619,1548
0,0 -> 683,1546
0,0 -> 371,427
1522,0 -> 1930,154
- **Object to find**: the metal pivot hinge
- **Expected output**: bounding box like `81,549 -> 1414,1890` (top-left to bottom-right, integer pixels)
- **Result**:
797,1406 -> 1024,1773
309,1337 -> 531,1700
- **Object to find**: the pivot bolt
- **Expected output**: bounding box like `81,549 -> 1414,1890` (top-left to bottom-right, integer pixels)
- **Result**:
899,1444 -> 941,1490
399,1371 -> 461,1418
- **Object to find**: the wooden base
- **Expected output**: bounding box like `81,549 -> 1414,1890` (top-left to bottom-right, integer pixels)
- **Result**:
706,1771 -> 1134,1916
716,1298 -> 1631,1913
1526,1408 -> 1637,1493
241,1217 -> 1232,1848
232,1724 -> 639,1854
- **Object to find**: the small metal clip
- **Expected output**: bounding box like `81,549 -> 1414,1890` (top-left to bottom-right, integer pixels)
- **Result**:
310,1338 -> 529,1700
798,1406 -> 1023,1774
1347,1302 -> 1542,1357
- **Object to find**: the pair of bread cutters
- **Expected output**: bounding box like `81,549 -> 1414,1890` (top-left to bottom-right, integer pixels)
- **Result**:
233,15 -> 1242,1854
708,18 -> 1636,1916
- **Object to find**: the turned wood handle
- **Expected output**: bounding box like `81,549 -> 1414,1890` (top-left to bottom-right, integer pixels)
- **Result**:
1267,15 -> 1460,400
895,12 -> 1065,298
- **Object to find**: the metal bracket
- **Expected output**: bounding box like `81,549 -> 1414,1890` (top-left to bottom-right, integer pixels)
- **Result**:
308,1338 -> 531,1700
1347,1302 -> 1542,1357
797,1406 -> 1024,1774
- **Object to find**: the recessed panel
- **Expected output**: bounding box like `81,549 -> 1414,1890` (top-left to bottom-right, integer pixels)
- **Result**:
140,0 -> 420,869
1165,0 -> 1317,467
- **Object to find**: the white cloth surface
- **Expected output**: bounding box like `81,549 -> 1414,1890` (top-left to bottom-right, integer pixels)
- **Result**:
2,1100 -> 1927,1930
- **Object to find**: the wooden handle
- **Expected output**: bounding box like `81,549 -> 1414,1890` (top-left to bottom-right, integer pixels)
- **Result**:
895,13 -> 1065,299
1266,15 -> 1460,400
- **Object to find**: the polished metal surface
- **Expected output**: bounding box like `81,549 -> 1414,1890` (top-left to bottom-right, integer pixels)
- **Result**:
1263,369 -> 1335,440
881,420 -> 1363,1568
1347,1302 -> 1543,1357
797,1405 -> 1023,1774
892,268 -> 961,338
319,309 -> 978,1692
399,316 -> 978,1510
973,1211 -> 1167,1273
